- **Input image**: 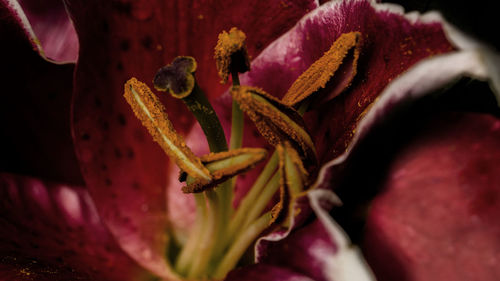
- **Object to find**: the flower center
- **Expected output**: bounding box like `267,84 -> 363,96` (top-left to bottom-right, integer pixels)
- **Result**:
123,28 -> 362,280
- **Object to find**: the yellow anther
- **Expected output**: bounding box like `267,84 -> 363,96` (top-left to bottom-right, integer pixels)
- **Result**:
183,148 -> 267,193
231,86 -> 317,168
214,27 -> 251,84
282,32 -> 362,108
124,78 -> 211,182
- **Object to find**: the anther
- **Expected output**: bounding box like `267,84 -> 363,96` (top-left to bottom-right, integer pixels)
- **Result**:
124,78 -> 211,182
214,27 -> 251,84
182,148 -> 267,193
231,85 -> 317,169
282,32 -> 362,109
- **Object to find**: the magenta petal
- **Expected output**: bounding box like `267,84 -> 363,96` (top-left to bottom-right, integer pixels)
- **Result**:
242,0 -> 453,163
0,3 -> 81,184
1,0 -> 78,62
256,190 -> 374,281
226,264 -> 315,281
364,113 -> 500,281
0,173 -> 149,281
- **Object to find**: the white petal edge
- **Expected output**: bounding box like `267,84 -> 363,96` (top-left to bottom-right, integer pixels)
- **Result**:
1,0 -> 76,64
312,0 -> 500,190
2,0 -> 42,54
308,189 -> 376,281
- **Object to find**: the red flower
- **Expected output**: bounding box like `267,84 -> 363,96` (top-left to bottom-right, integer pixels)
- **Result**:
1,0 -> 499,280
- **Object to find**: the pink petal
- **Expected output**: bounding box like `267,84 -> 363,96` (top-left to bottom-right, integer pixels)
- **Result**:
256,190 -> 374,281
66,0 -> 317,276
0,4 -> 81,184
1,0 -> 78,62
0,173 -> 149,281
226,264 -> 315,281
242,0 -> 453,164
364,112 -> 500,280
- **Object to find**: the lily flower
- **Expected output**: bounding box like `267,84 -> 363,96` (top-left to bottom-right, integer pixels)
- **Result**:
1,0 -> 499,280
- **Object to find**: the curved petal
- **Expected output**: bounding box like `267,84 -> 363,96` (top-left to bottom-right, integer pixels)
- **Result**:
65,0 -> 318,276
315,46 -> 497,191
0,3 -> 81,184
255,190 -> 374,281
0,173 -> 150,281
241,0 -> 454,164
226,264 -> 315,281
1,0 -> 78,63
364,112 -> 500,281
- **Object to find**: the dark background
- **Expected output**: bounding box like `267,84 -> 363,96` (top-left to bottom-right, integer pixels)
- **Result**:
390,0 -> 499,50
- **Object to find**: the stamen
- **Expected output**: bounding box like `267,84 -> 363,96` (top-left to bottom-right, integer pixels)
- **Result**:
123,78 -> 211,182
269,145 -> 288,225
282,32 -> 362,108
213,212 -> 272,280
278,142 -> 309,227
283,142 -> 309,195
231,85 -> 317,169
182,148 -> 267,193
214,27 -> 251,84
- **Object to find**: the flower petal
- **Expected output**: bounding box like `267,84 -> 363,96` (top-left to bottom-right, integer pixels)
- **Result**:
1,0 -> 78,62
226,264 -> 315,281
0,4 -> 81,184
315,46 -> 498,191
242,0 -> 454,164
0,173 -> 150,281
256,189 -> 374,281
364,112 -> 500,281
66,0 -> 317,275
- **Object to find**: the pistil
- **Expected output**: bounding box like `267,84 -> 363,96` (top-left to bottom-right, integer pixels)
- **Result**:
154,56 -> 232,278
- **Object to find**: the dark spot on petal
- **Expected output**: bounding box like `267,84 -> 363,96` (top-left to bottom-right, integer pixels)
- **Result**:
55,257 -> 63,263
126,147 -> 135,159
105,178 -> 113,186
114,148 -> 123,159
255,41 -> 263,50
81,133 -> 91,141
101,164 -> 108,171
29,242 -> 39,249
116,61 -> 124,71
117,113 -> 127,126
120,39 -> 130,52
141,36 -> 153,49
132,182 -> 140,190
99,120 -> 110,131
